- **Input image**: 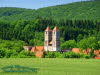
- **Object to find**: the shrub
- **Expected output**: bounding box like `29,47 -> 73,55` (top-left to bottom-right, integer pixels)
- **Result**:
63,51 -> 81,58
5,50 -> 18,58
18,50 -> 35,58
85,55 -> 91,59
45,52 -> 56,58
44,51 -> 84,58
18,54 -> 31,58
54,52 -> 64,58
61,40 -> 77,50
80,54 -> 91,59
90,50 -> 96,58
0,49 -> 6,58
10,51 -> 18,58
19,50 -> 30,56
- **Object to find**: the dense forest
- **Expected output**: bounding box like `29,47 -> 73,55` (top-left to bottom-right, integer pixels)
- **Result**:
0,1 -> 100,58
0,1 -> 100,21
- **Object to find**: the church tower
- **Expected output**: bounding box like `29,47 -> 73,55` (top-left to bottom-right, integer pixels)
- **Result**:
44,26 -> 60,52
52,26 -> 60,52
44,27 -> 52,51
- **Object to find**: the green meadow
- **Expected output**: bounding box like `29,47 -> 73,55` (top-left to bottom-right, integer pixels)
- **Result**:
0,58 -> 100,75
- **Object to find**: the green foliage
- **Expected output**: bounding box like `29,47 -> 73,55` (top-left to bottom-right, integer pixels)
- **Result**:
81,54 -> 91,59
76,34 -> 83,42
44,51 -> 92,58
18,51 -> 35,58
63,51 -> 81,58
77,37 -> 99,50
0,18 -> 99,46
0,1 -> 99,58
44,52 -> 64,58
54,52 -> 63,58
98,41 -> 100,49
0,49 -> 6,58
61,40 -> 77,50
5,50 -> 18,58
0,1 -> 100,21
90,50 -> 96,58
0,58 -> 100,75
0,40 -> 26,52
0,40 -> 33,58
77,38 -> 88,49
45,52 -> 56,58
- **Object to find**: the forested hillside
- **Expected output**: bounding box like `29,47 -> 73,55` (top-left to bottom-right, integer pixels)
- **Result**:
0,1 -> 100,21
0,1 -> 100,58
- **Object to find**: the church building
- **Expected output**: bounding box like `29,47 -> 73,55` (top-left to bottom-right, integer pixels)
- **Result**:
23,26 -> 60,57
44,26 -> 60,52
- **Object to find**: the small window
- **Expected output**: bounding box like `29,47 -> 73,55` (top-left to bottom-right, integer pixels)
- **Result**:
46,32 -> 47,34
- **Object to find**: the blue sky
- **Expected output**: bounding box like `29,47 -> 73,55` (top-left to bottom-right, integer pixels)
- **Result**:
0,0 -> 87,9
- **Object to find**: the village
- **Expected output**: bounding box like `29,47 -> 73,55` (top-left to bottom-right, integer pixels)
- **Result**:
23,26 -> 100,58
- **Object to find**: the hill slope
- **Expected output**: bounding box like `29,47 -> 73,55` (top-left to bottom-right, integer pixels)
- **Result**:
0,1 -> 100,21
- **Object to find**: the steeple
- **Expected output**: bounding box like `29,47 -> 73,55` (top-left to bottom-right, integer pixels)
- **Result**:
53,26 -> 60,31
44,26 -> 60,52
45,27 -> 52,31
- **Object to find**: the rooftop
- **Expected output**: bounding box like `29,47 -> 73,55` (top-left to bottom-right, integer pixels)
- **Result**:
53,26 -> 60,31
45,27 -> 52,31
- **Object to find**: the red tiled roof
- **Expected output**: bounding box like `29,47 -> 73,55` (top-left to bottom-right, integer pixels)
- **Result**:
45,27 -> 52,31
31,47 -> 36,52
53,26 -> 60,31
72,48 -> 100,56
72,48 -> 81,53
94,56 -> 100,59
31,46 -> 44,52
36,51 -> 44,58
30,46 -> 44,58
36,46 -> 44,51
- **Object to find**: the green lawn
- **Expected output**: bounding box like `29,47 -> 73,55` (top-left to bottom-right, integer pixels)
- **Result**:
0,58 -> 100,75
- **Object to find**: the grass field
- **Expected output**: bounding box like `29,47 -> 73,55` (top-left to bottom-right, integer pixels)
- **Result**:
0,58 -> 100,75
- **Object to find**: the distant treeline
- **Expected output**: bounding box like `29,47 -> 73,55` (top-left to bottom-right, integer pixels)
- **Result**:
0,1 -> 100,21
0,18 -> 100,45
